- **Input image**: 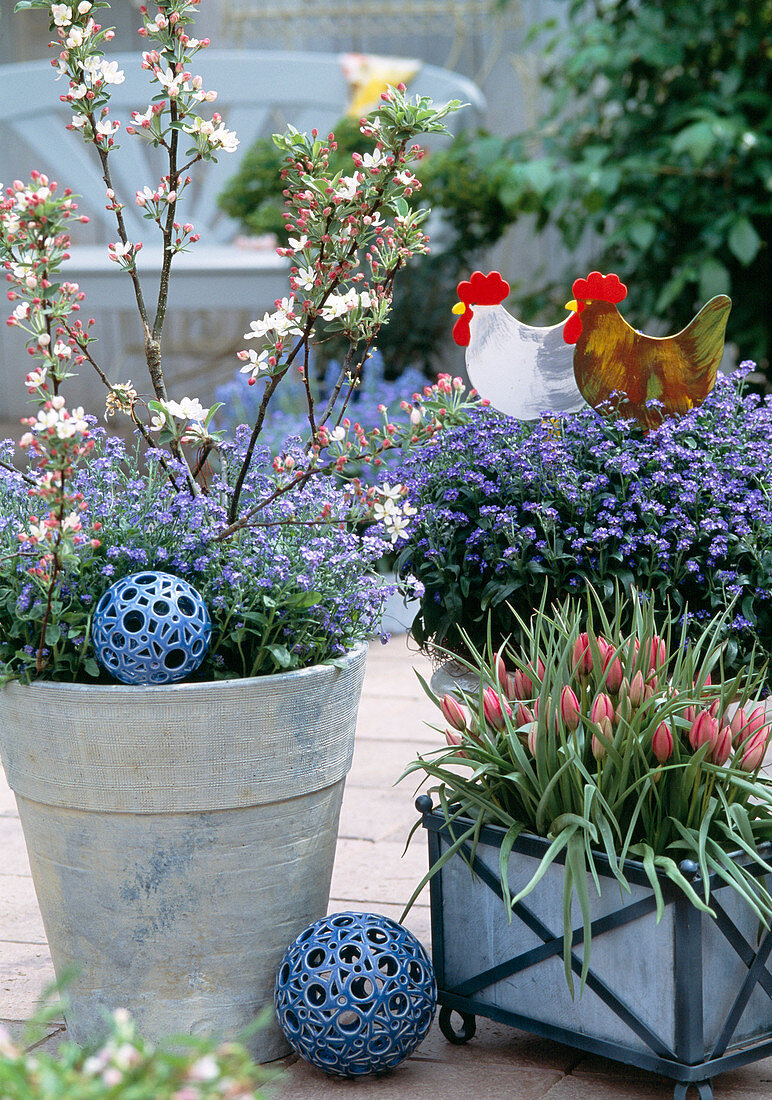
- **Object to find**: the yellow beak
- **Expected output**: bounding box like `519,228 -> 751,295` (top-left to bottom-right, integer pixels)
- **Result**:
565,299 -> 579,312
451,301 -> 466,315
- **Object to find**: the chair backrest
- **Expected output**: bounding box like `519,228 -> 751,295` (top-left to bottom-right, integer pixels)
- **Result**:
0,49 -> 485,245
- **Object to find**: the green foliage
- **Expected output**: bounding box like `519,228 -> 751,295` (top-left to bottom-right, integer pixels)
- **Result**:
218,120 -> 520,374
403,589 -> 772,991
0,1001 -> 271,1098
503,0 -> 772,366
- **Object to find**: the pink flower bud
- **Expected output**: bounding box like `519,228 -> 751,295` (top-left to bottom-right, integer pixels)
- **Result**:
739,728 -> 769,772
482,686 -> 512,730
647,635 -> 667,673
628,670 -> 645,707
440,694 -> 467,732
746,705 -> 769,740
495,654 -> 508,689
730,707 -> 748,743
527,722 -> 538,756
683,704 -> 697,725
560,685 -> 581,731
591,729 -> 608,761
688,710 -> 718,752
602,648 -> 623,693
511,669 -> 533,700
712,726 -> 732,766
517,703 -> 534,727
590,693 -> 614,727
572,632 -> 593,678
652,721 -> 674,763
643,674 -> 657,702
444,727 -> 462,747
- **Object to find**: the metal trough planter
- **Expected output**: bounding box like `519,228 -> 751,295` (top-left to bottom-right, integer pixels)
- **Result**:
417,798 -> 772,1099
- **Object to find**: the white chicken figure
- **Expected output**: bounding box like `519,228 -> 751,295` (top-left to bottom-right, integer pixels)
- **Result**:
452,271 -> 585,420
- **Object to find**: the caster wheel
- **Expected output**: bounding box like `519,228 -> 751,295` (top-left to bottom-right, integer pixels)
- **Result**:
438,1006 -> 476,1045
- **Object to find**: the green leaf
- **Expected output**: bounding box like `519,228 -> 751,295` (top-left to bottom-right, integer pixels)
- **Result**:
698,257 -> 731,301
672,120 -> 716,166
266,644 -> 292,668
627,219 -> 657,251
727,217 -> 762,266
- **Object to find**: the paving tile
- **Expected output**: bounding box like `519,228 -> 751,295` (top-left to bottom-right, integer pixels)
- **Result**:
348,737 -> 435,791
0,777 -> 18,816
0,942 -> 58,1020
414,1016 -> 578,1074
329,839 -> 429,913
540,1072 -> 671,1098
0,815 -> 32,876
0,876 -> 47,945
1,1018 -> 67,1049
337,788 -> 423,844
355,696 -> 438,745
274,1052 -> 563,1099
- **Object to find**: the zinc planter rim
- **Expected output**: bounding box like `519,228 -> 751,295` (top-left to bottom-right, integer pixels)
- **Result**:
1,639 -> 369,697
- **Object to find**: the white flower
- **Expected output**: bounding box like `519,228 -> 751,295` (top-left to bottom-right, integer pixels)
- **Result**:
244,313 -> 273,341
330,425 -> 346,442
320,293 -> 350,321
53,341 -> 72,359
210,123 -> 239,153
108,241 -> 133,263
69,82 -> 87,100
95,118 -> 120,138
361,148 -> 385,170
335,175 -> 360,200
238,348 -> 271,380
99,60 -> 125,85
187,1055 -> 220,1082
287,234 -> 309,253
164,396 -> 209,422
70,114 -> 89,129
78,1 -> 92,12
64,25 -> 85,48
156,68 -> 183,96
25,367 -> 47,388
293,266 -> 316,291
51,4 -> 73,27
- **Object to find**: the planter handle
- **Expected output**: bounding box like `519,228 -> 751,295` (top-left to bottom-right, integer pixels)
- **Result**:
439,1006 -> 476,1045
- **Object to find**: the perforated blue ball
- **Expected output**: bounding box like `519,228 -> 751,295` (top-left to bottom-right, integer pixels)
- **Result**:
275,911 -> 436,1077
92,571 -> 211,685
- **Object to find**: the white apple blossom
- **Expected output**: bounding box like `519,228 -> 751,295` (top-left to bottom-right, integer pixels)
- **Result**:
156,67 -> 184,97
64,25 -> 85,48
51,4 -> 73,27
99,60 -> 125,86
70,114 -> 89,129
95,118 -> 120,138
69,82 -> 87,100
361,148 -> 385,170
287,234 -> 309,253
293,266 -> 316,291
108,241 -> 134,263
238,348 -> 272,380
335,175 -> 360,201
53,341 -> 73,359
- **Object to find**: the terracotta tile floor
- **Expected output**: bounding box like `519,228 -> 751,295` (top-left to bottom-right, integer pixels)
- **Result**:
2,635 -> 771,1098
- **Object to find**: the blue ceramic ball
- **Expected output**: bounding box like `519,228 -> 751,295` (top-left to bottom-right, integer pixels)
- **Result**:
92,571 -> 211,685
275,911 -> 436,1077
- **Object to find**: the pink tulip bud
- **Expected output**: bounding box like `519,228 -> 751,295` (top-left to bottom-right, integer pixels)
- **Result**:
683,704 -> 697,725
503,673 -> 517,700
602,648 -> 623,693
440,694 -> 467,732
689,710 -> 718,752
495,654 -> 508,689
629,670 -> 645,707
712,725 -> 732,766
444,728 -> 466,757
483,686 -> 512,730
746,705 -> 769,740
708,698 -> 720,719
730,707 -> 748,743
560,686 -> 581,731
652,721 -> 674,763
647,635 -> 667,673
527,722 -> 538,756
739,728 -> 769,772
517,703 -> 534,727
590,693 -> 614,727
511,669 -> 533,700
591,729 -> 608,761
643,673 -> 658,702
572,632 -> 593,678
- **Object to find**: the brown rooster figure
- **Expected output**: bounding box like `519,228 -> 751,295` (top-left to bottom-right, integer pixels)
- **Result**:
564,271 -> 731,428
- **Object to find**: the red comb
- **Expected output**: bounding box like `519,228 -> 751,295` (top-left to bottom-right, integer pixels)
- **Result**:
457,271 -> 510,306
572,271 -> 627,305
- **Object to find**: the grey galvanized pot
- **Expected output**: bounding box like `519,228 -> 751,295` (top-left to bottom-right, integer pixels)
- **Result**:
0,642 -> 368,1062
